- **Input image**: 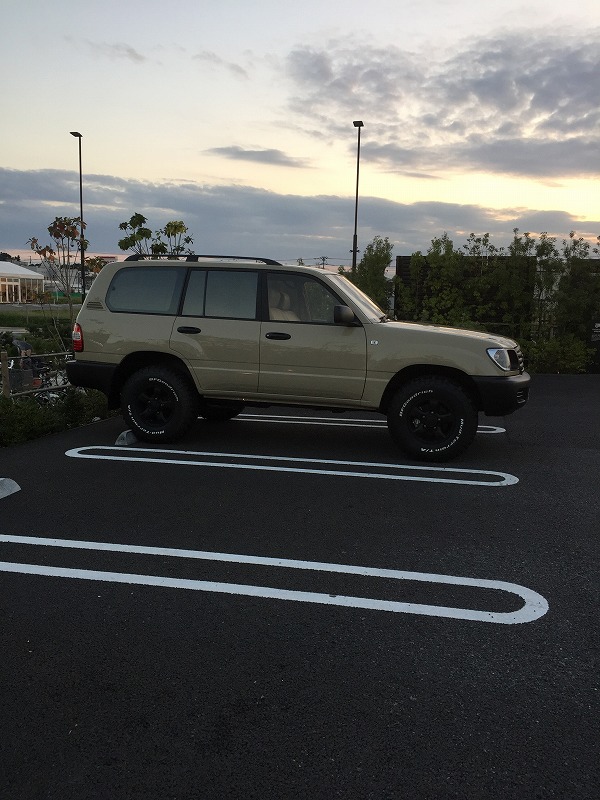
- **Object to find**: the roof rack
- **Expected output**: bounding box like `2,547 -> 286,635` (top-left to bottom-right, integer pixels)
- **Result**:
124,254 -> 282,265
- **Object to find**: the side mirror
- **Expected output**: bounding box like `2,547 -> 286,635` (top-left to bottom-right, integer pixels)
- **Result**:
334,305 -> 358,325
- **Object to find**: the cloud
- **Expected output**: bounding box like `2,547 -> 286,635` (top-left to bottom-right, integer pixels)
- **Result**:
66,37 -> 149,63
207,146 -> 310,168
365,137 -> 600,179
284,30 -> 600,180
286,43 -> 422,119
193,51 -> 248,79
1,168 -> 598,264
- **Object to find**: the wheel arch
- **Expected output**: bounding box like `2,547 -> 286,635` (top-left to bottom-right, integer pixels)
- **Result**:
379,365 -> 481,415
109,351 -> 198,408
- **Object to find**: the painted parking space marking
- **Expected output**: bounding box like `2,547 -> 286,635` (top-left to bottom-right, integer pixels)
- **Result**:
0,478 -> 20,499
0,535 -> 548,624
238,413 -> 384,429
65,446 -> 518,486
237,414 -> 506,434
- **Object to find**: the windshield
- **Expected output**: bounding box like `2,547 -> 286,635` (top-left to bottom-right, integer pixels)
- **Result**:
327,273 -> 386,321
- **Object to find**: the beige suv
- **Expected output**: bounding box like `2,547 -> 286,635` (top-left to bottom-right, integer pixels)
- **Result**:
66,255 -> 530,461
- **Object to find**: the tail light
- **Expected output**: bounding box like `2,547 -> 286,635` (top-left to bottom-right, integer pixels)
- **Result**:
72,322 -> 84,352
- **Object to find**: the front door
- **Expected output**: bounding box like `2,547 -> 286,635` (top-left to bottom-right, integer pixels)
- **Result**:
259,272 -> 367,400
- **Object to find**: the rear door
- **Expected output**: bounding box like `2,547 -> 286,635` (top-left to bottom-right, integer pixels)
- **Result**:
259,272 -> 367,400
170,268 -> 261,393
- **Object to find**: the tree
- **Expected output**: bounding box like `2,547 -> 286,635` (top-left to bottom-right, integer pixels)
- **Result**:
340,235 -> 393,311
414,233 -> 476,327
118,214 -> 194,256
393,228 -> 600,371
554,232 -> 600,341
86,255 -> 109,274
27,216 -> 88,325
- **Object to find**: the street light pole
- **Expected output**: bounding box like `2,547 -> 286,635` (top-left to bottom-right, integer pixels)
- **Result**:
70,131 -> 86,302
351,120 -> 364,272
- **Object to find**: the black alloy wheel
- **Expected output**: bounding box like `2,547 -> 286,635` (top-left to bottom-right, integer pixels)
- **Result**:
387,376 -> 478,461
121,366 -> 198,443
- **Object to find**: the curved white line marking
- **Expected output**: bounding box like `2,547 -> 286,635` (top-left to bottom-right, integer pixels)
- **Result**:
0,478 -> 20,499
0,535 -> 548,624
65,447 -> 518,486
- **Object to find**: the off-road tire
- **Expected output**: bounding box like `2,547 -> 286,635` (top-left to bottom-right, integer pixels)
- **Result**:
387,376 -> 478,462
121,366 -> 198,443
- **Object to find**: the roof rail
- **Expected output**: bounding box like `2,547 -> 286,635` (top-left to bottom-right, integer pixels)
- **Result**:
124,253 -> 282,265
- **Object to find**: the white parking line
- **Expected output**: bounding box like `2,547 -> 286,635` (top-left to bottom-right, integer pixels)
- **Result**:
0,478 -> 20,499
238,414 -> 506,434
0,535 -> 548,624
65,446 -> 518,486
238,414 -> 383,428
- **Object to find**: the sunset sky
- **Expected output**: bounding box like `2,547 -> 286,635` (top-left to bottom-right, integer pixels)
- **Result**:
2,0 -> 599,265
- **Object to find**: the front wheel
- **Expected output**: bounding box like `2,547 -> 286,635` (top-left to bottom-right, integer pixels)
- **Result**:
121,366 -> 198,443
387,377 -> 478,462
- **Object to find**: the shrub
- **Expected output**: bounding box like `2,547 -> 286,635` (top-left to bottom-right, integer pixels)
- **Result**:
0,396 -> 63,446
0,389 -> 111,447
521,335 -> 594,374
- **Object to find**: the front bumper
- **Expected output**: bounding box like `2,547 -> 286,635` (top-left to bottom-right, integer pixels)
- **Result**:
472,372 -> 530,416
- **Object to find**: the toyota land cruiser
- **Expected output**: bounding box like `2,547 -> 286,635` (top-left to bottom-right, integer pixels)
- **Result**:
66,255 -> 530,461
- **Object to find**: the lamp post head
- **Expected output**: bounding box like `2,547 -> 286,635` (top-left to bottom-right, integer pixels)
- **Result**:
70,131 -> 83,138
353,120 -> 364,128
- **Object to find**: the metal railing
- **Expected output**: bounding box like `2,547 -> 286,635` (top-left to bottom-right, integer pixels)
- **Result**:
1,349 -> 72,399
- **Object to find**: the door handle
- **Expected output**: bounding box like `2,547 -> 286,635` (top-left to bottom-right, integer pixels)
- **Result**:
265,332 -> 291,340
177,326 -> 202,334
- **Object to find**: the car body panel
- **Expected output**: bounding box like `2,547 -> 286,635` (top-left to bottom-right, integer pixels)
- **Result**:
258,320 -> 367,399
170,317 -> 261,392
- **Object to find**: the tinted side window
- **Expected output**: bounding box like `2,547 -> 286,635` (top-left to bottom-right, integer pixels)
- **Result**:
302,278 -> 339,323
181,270 -> 207,316
205,271 -> 258,319
267,273 -> 341,323
106,267 -> 185,314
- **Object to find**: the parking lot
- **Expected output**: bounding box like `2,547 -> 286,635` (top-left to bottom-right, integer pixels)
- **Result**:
1,374 -> 599,799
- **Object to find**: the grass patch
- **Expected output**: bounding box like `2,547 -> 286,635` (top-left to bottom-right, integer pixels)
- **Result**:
0,307 -> 73,327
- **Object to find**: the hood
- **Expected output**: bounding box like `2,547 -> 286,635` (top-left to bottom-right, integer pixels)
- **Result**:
385,320 -> 518,349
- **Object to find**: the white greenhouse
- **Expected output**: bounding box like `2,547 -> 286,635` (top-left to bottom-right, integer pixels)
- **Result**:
0,263 -> 44,304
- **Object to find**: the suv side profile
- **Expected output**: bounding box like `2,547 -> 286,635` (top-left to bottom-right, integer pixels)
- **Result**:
66,254 -> 530,461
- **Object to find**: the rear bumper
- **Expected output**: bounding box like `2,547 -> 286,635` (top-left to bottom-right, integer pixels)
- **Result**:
472,372 -> 530,416
66,359 -> 117,400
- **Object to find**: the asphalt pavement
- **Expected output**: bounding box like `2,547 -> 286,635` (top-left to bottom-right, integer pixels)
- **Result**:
0,374 -> 599,799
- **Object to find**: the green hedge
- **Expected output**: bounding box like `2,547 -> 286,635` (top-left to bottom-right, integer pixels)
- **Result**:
0,388 -> 111,447
520,335 -> 594,374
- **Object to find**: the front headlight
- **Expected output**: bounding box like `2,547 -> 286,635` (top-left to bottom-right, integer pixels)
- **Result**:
487,348 -> 518,371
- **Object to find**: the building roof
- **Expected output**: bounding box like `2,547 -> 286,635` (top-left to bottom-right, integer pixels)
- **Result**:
0,263 -> 44,279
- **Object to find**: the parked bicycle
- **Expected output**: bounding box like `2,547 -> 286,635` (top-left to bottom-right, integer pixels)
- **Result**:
5,351 -> 71,400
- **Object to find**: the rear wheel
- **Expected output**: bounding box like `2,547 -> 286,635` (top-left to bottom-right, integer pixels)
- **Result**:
387,376 -> 478,461
121,366 -> 198,443
199,400 -> 245,422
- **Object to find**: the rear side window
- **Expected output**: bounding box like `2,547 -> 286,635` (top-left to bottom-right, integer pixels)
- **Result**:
106,267 -> 185,314
182,269 -> 258,319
